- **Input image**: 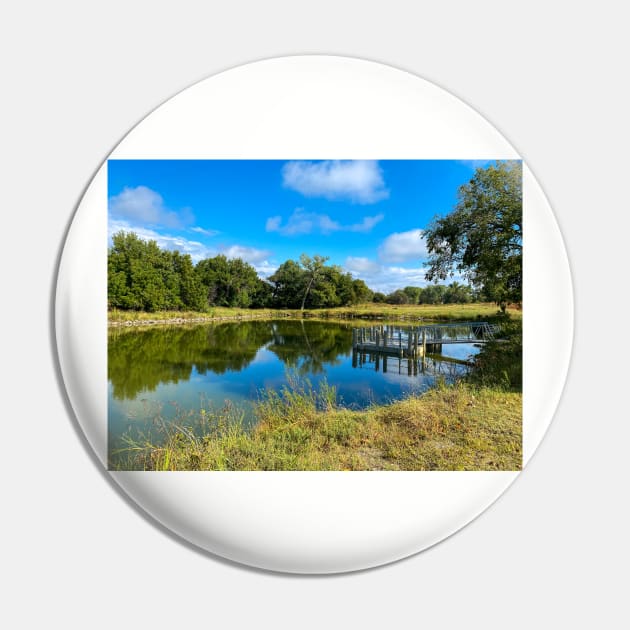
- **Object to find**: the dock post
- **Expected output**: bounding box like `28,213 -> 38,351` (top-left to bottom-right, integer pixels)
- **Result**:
414,332 -> 419,357
422,329 -> 426,356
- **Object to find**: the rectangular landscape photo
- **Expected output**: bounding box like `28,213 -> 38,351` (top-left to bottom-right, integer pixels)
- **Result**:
108,160 -> 522,471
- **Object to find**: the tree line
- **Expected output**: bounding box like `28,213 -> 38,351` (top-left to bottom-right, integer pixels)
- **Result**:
108,231 -> 480,312
372,282 -> 476,305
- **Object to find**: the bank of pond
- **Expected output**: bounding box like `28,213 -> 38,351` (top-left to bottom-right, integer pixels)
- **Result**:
108,318 -> 522,471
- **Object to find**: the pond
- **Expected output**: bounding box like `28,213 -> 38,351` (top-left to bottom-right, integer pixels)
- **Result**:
108,319 -> 482,462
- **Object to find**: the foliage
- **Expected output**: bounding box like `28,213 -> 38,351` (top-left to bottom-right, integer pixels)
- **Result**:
299,254 -> 329,310
424,161 -> 522,309
195,254 -> 271,309
384,283 -> 472,305
467,319 -> 522,391
268,255 -> 371,309
109,231 -> 486,314
442,282 -> 473,304
268,260 -> 306,308
108,232 -> 206,311
108,319 -> 355,399
386,289 -> 410,305
402,286 -> 422,304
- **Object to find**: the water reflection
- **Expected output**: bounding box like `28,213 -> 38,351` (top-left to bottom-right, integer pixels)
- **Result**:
108,319 -> 480,459
108,319 -> 354,400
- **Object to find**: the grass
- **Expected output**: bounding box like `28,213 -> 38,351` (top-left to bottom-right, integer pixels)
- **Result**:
108,302 -> 521,326
107,307 -> 294,323
110,378 -> 522,471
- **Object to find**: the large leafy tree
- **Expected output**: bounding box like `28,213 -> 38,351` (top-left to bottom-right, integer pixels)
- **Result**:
419,284 -> 446,305
195,255 -> 267,308
424,161 -> 522,309
269,260 -> 306,309
402,286 -> 422,304
443,281 -> 473,304
108,231 -> 184,311
351,279 -> 373,304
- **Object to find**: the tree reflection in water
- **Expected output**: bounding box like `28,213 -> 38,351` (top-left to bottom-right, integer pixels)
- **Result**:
108,319 -> 354,400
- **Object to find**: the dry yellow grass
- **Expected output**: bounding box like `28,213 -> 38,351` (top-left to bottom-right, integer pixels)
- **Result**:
112,382 -> 522,471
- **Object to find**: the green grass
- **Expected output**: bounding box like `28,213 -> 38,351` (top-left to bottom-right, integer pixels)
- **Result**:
111,379 -> 522,471
108,303 -> 521,326
107,307 -> 294,323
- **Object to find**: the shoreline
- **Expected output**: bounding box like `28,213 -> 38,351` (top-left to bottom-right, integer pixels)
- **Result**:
108,303 -> 520,328
109,382 -> 523,471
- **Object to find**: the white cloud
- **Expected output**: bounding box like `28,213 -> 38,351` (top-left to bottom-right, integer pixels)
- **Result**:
350,214 -> 384,232
344,255 -> 431,294
221,245 -> 272,264
109,219 -> 272,273
345,256 -> 381,274
266,208 -> 384,236
109,186 -> 194,229
191,226 -> 220,237
108,219 -> 210,261
252,260 -> 277,279
378,228 -> 427,263
265,216 -> 282,232
220,245 -> 276,279
458,159 -> 493,169
282,160 -> 389,204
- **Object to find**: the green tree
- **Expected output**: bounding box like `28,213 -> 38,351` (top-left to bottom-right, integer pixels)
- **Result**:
351,279 -> 373,304
443,281 -> 473,304
402,286 -> 422,304
195,255 -> 265,308
299,254 -> 329,311
172,251 -> 206,311
269,260 -> 306,308
424,161 -> 522,310
250,278 -> 273,308
419,284 -> 446,304
195,255 -> 232,306
386,289 -> 410,305
108,231 -> 174,311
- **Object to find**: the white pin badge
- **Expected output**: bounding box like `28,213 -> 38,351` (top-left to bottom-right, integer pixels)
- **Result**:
55,56 -> 573,573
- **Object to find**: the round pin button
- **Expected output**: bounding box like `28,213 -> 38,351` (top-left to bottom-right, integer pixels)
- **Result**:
55,56 -> 573,573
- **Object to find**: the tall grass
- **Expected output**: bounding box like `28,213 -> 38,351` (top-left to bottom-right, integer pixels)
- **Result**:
110,377 -> 522,471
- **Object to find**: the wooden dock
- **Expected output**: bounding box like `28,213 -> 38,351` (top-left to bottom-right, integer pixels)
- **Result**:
351,322 -> 498,359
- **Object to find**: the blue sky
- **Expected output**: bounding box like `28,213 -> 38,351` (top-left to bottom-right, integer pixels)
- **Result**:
108,159 -> 496,293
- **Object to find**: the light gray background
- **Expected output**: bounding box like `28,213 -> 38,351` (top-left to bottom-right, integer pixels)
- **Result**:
1,1 -> 627,628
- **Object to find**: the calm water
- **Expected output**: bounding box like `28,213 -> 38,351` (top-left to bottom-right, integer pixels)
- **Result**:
108,319 -> 481,460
